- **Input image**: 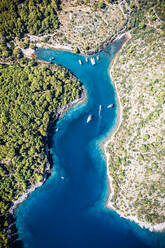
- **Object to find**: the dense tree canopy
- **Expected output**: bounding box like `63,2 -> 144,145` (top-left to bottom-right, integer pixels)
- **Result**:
0,0 -> 60,38
0,62 -> 82,246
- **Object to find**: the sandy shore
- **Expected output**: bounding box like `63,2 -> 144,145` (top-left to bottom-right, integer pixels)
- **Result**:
36,42 -> 73,52
103,32 -> 165,233
21,42 -> 73,58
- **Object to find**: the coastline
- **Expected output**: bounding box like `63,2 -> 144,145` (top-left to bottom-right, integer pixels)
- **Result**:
101,32 -> 130,201
21,43 -> 73,59
15,34 -> 128,217
9,89 -> 87,216
24,32 -> 130,59
8,35 -> 126,243
8,32 -> 164,246
7,89 -> 87,247
103,32 -> 165,233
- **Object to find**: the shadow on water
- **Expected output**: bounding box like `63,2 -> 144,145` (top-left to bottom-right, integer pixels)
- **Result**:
15,36 -> 165,248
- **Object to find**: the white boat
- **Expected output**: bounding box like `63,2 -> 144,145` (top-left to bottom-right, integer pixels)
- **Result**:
99,105 -> 102,117
107,104 -> 114,108
85,57 -> 89,62
56,128 -> 59,132
78,59 -> 82,65
90,58 -> 96,65
87,114 -> 93,123
50,57 -> 55,61
97,55 -> 100,60
61,176 -> 64,180
90,58 -> 93,64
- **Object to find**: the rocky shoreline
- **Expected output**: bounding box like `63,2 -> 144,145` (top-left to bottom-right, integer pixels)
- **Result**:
7,31 -> 164,248
7,90 -> 87,247
25,30 -> 131,58
105,30 -> 165,232
8,33 -> 126,246
21,12 -> 130,58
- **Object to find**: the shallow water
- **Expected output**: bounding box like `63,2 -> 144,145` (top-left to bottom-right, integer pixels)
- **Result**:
15,37 -> 165,248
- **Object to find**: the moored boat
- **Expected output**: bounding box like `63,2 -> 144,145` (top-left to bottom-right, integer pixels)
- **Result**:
78,59 -> 82,65
90,58 -> 96,65
87,114 -> 93,123
97,55 -> 100,60
85,57 -> 89,62
99,105 -> 102,117
50,57 -> 55,61
107,104 -> 114,108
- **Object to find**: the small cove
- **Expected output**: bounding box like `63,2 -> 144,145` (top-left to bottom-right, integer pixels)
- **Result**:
15,36 -> 165,248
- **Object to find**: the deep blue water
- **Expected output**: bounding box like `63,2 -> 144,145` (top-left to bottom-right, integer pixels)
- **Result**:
15,37 -> 165,248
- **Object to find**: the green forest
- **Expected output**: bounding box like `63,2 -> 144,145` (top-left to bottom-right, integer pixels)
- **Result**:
0,0 -> 60,38
0,0 -> 164,247
0,0 -> 71,246
0,62 -> 82,246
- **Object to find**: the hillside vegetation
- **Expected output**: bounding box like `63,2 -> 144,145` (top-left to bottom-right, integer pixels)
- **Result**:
107,0 -> 165,228
0,0 -> 165,246
0,2 -> 83,246
0,62 -> 83,246
0,0 -> 60,38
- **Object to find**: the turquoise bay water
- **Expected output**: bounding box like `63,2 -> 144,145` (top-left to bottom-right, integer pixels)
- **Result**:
15,37 -> 165,248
